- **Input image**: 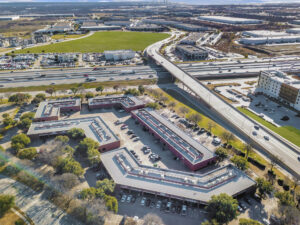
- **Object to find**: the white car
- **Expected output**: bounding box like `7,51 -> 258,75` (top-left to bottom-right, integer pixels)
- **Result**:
141,197 -> 146,206
121,195 -> 127,203
127,195 -> 132,203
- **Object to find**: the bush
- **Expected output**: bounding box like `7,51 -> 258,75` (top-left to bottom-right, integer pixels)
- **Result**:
0,194 -> 15,217
85,92 -> 94,99
283,185 -> 290,191
20,112 -> 35,120
145,102 -> 159,109
54,135 -> 69,144
15,219 -> 26,225
56,157 -> 84,176
104,195 -> 118,213
31,93 -> 46,104
77,138 -> 99,156
11,133 -> 31,151
125,88 -> 140,96
17,147 -> 37,160
215,147 -> 228,161
277,179 -> 284,186
67,128 -> 85,139
18,118 -> 32,130
231,155 -> 249,171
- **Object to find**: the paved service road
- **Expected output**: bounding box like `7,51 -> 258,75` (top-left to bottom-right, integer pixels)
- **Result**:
0,175 -> 82,225
146,35 -> 300,178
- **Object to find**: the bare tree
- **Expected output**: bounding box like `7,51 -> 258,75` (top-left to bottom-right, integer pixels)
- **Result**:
207,121 -> 216,133
52,173 -> 80,191
142,213 -> 165,225
179,106 -> 190,116
277,205 -> 300,225
168,101 -> 176,109
187,113 -> 202,125
244,143 -> 253,159
221,131 -> 235,144
159,96 -> 168,103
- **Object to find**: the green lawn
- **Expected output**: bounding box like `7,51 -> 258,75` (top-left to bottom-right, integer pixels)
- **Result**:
14,31 -> 170,54
238,107 -> 300,147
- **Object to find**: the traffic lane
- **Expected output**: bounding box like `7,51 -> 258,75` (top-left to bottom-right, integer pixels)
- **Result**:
0,74 -> 159,88
148,39 -> 300,177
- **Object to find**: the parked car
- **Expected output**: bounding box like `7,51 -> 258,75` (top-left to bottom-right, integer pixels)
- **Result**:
156,200 -> 162,209
141,197 -> 146,206
121,195 -> 127,203
127,195 -> 132,203
181,205 -> 187,216
166,202 -> 172,212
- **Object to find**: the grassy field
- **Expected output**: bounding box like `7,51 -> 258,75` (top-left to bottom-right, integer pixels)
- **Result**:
238,107 -> 300,147
51,33 -> 87,40
15,31 -> 170,54
0,210 -> 25,225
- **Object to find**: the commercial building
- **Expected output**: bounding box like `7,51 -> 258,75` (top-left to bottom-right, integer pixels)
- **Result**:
286,28 -> 300,34
88,96 -> 145,112
131,108 -> 216,171
80,25 -> 121,31
198,16 -> 262,25
180,33 -> 202,45
35,22 -> 73,34
34,99 -> 81,122
101,147 -> 256,205
28,116 -> 120,152
242,30 -> 287,37
239,35 -> 300,45
143,19 -> 209,31
127,24 -> 165,32
176,45 -> 208,60
104,21 -> 131,27
104,50 -> 135,61
0,15 -> 20,21
256,70 -> 300,111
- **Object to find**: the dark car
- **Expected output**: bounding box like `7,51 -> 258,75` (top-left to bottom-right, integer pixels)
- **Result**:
244,197 -> 252,205
146,199 -> 151,207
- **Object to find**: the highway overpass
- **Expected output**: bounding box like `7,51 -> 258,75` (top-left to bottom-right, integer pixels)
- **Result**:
146,36 -> 300,178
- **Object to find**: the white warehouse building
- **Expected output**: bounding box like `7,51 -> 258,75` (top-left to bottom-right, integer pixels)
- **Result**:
104,50 -> 135,61
239,35 -> 300,45
256,70 -> 300,111
198,16 -> 262,25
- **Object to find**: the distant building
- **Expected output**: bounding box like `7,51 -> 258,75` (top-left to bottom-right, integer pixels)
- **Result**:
143,19 -> 209,31
239,35 -> 300,45
286,28 -> 300,34
0,15 -> 20,21
80,25 -> 121,31
242,30 -> 287,37
34,99 -> 81,122
176,45 -> 208,60
180,33 -> 202,45
127,24 -> 165,32
35,22 -> 73,34
256,70 -> 300,111
104,50 -> 135,61
198,16 -> 262,25
104,21 -> 131,27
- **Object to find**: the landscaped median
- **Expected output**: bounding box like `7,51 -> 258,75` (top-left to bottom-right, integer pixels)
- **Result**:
237,106 -> 300,147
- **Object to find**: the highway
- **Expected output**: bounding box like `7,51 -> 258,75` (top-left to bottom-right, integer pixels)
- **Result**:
146,35 -> 300,178
177,57 -> 300,78
0,65 -> 167,88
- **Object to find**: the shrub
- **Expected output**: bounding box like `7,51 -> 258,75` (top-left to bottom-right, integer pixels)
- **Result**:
18,118 -> 32,130
67,128 -> 85,139
0,194 -> 15,217
15,219 -> 26,225
215,147 -> 228,161
17,147 -> 37,160
77,138 -> 99,156
145,102 -> 159,109
277,179 -> 284,186
85,92 -> 94,99
283,185 -> 290,191
104,195 -> 118,213
56,157 -> 84,176
11,133 -> 31,151
231,155 -> 249,171
54,135 -> 69,144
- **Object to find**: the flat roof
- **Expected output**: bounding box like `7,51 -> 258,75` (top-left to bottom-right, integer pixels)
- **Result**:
131,108 -> 215,165
199,16 -> 262,24
28,116 -> 119,146
261,70 -> 300,89
88,95 -> 144,109
35,99 -> 81,120
243,30 -> 287,37
176,45 -> 207,54
101,148 -> 256,204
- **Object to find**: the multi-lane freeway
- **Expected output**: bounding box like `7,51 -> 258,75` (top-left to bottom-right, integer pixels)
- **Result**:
0,65 -> 166,88
146,34 -> 300,178
178,56 -> 300,79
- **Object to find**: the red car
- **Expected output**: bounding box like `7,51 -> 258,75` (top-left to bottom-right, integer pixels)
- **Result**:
84,74 -> 89,77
